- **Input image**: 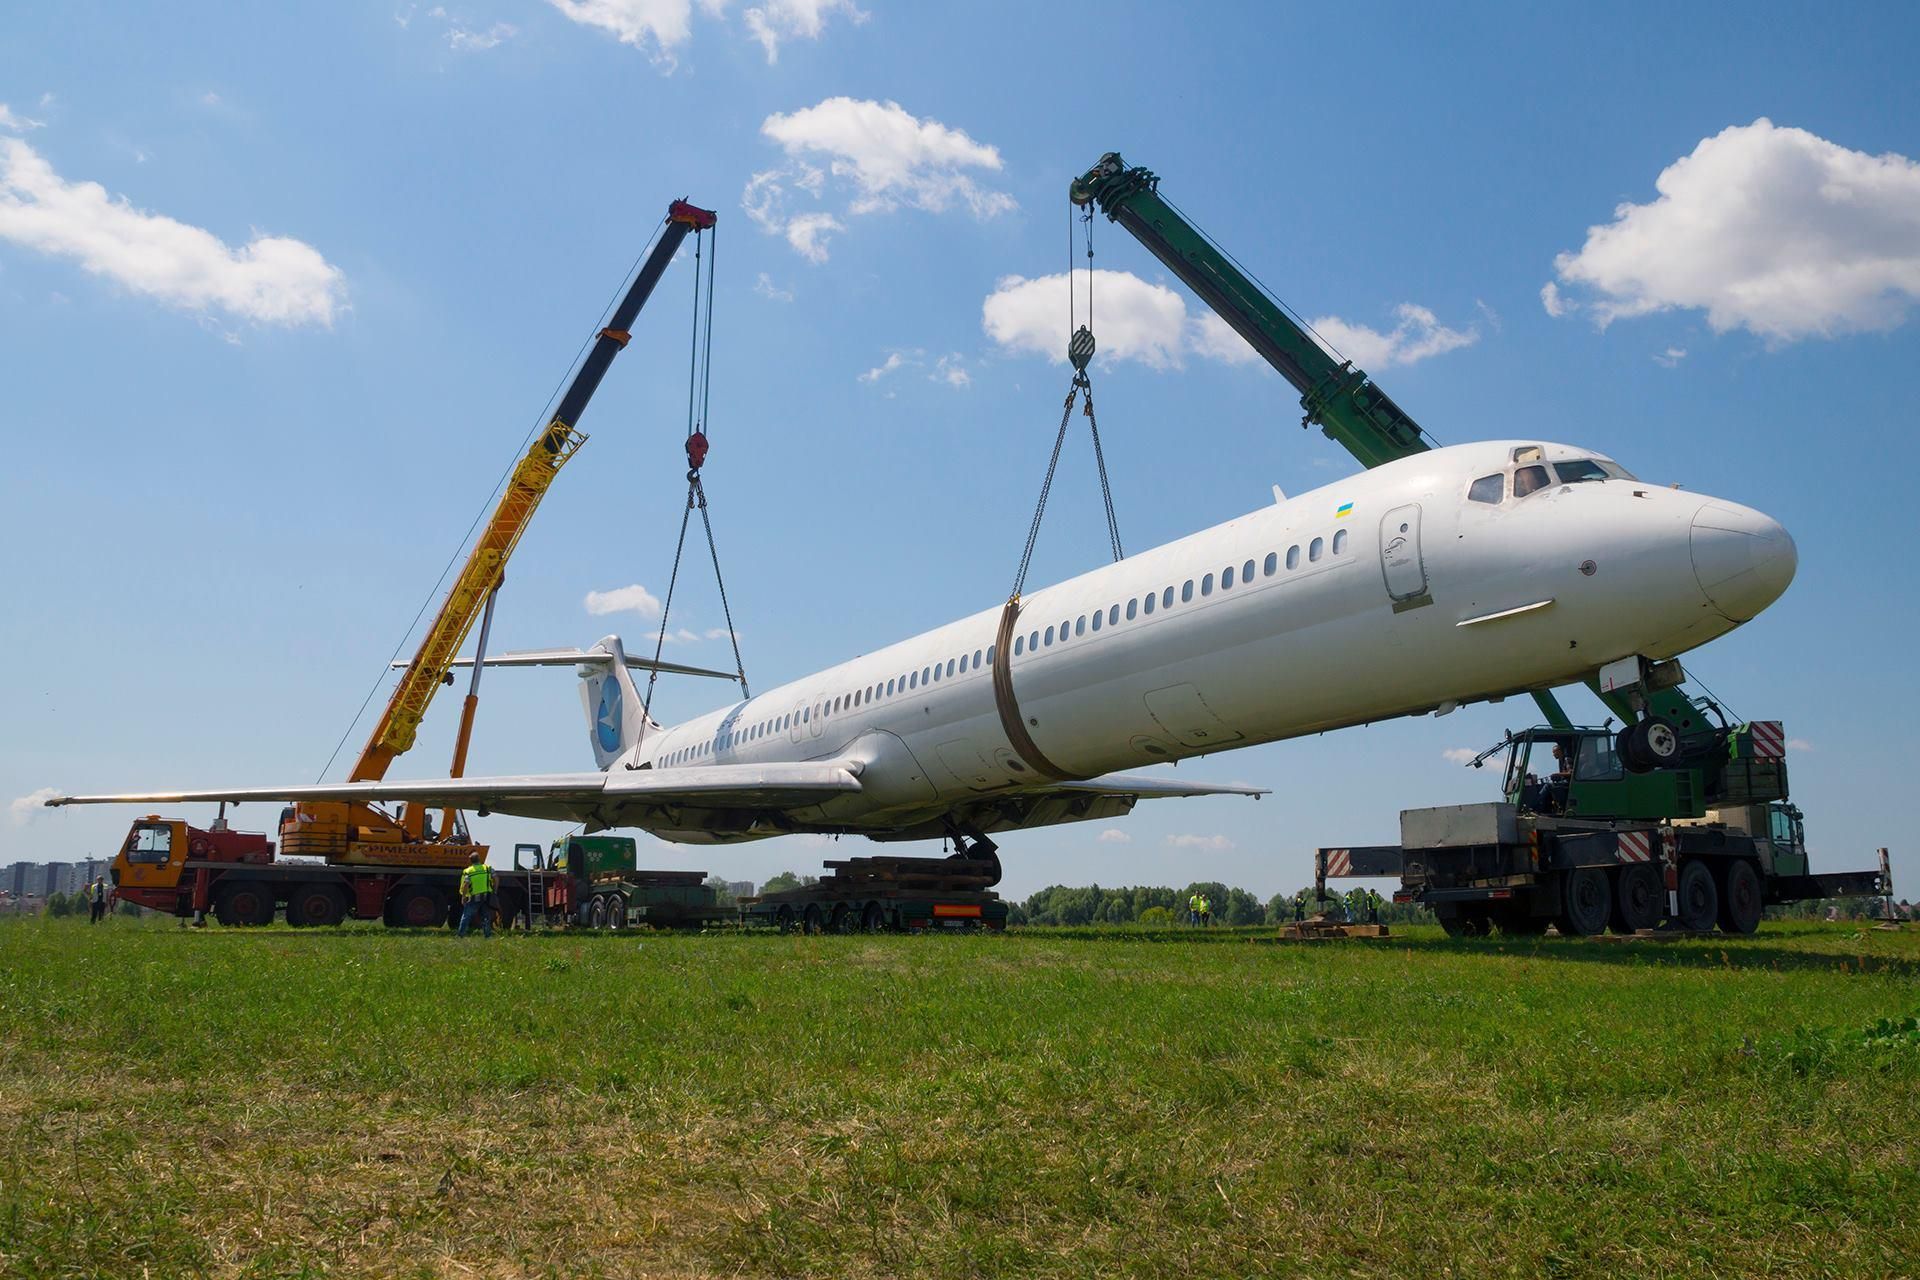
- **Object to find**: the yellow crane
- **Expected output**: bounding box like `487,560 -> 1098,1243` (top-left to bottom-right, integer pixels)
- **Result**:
279,200 -> 717,867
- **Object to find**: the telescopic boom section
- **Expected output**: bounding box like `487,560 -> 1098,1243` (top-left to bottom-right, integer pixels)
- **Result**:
348,199 -> 718,783
1070,153 -> 1428,470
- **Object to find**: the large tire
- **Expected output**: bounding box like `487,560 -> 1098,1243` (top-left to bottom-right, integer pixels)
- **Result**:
774,905 -> 796,933
1557,867 -> 1612,937
861,902 -> 885,933
1675,860 -> 1718,932
214,881 -> 275,927
802,904 -> 824,935
285,882 -> 347,928
588,896 -> 608,930
385,885 -> 446,929
1438,909 -> 1492,938
1611,863 -> 1664,933
1619,717 -> 1682,772
1717,859 -> 1763,935
828,904 -> 852,935
603,893 -> 626,931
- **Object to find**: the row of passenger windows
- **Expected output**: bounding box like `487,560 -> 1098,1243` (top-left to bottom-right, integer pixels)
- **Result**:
657,528 -> 1350,767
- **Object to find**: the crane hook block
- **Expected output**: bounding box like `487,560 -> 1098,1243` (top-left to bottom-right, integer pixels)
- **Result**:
685,430 -> 710,472
1068,325 -> 1096,372
669,200 -> 719,230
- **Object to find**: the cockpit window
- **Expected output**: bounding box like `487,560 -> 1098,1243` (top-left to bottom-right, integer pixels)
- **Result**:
126,824 -> 172,864
1513,465 -> 1551,498
1468,474 -> 1504,504
1553,459 -> 1610,485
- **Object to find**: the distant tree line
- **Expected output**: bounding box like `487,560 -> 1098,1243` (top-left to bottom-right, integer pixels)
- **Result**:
1009,882 -> 1434,927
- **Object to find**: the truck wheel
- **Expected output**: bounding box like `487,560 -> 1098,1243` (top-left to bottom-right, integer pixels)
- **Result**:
829,904 -> 852,934
603,893 -> 626,930
1556,867 -> 1612,936
774,905 -> 796,933
861,902 -> 885,933
588,896 -> 607,929
214,881 -> 275,927
285,883 -> 347,928
385,886 -> 445,929
803,904 -> 824,935
1611,864 -> 1663,933
1675,861 -> 1718,932
1717,860 -> 1763,935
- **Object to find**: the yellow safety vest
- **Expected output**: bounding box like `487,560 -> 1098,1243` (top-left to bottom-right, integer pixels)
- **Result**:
461,863 -> 493,898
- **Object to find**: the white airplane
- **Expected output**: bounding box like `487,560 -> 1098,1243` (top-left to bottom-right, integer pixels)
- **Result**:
49,439 -> 1795,863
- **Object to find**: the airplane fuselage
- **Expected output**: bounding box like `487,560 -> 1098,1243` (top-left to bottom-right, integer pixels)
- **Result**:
622,440 -> 1795,842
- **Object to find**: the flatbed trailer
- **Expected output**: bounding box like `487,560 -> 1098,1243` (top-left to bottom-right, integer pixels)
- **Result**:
740,854 -> 1008,933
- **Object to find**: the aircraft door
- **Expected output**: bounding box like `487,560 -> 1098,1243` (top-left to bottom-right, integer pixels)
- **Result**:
1379,504 -> 1428,603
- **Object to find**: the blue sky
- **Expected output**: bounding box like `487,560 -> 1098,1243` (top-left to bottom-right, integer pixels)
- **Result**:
4,1 -> 1918,901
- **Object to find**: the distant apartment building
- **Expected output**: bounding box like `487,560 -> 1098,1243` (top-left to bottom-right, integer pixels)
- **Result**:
41,862 -> 74,897
727,880 -> 756,900
4,862 -> 30,898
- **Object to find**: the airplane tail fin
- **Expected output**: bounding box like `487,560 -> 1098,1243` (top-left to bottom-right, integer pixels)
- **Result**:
578,635 -> 658,768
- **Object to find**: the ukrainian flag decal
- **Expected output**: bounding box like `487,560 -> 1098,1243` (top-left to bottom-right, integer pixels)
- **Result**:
1335,502 -> 1354,519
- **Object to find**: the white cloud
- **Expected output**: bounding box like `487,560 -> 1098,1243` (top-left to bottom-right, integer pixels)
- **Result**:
858,351 -> 908,383
1545,119 -> 1920,342
1787,737 -> 1814,753
1166,834 -> 1235,851
546,0 -> 710,62
783,210 -> 842,263
1308,303 -> 1477,368
742,0 -> 865,63
931,353 -> 970,388
0,103 -> 44,132
9,788 -> 59,825
753,271 -> 793,302
1652,346 -> 1687,368
983,270 -> 1190,370
0,137 -> 346,327
746,98 -> 1011,261
1096,828 -> 1132,845
583,584 -> 661,616
1190,312 -> 1262,365
442,14 -> 518,50
658,627 -> 702,644
702,627 -> 739,641
1441,747 -> 1478,765
1539,281 -> 1570,318
761,97 -> 1013,218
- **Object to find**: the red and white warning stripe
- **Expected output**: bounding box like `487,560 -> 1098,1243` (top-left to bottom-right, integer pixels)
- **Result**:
1323,848 -> 1353,877
1616,830 -> 1654,863
1748,720 -> 1786,760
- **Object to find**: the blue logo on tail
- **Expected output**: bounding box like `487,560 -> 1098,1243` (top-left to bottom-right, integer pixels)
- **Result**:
594,679 -> 622,754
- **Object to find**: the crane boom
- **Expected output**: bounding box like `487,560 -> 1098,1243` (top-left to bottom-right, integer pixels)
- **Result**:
1070,153 -> 1428,470
349,199 -> 717,783
1070,153 -> 1707,732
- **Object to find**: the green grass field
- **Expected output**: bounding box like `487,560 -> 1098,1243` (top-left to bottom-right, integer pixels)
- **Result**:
2,917 -> 1916,1279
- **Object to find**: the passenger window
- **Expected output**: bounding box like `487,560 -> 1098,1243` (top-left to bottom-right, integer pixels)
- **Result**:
1091,611 -> 1102,632
932,665 -> 941,683
802,708 -> 810,723
1044,626 -> 1054,646
1014,636 -> 1024,656
1222,566 -> 1234,589
1333,529 -> 1348,555
886,679 -> 895,695
1201,573 -> 1214,597
922,666 -> 931,684
1264,552 -> 1277,576
974,648 -> 984,668
1309,537 -> 1324,562
1075,616 -> 1086,637
1243,559 -> 1255,582
1182,580 -> 1194,603
986,644 -> 996,665
1469,473 -> 1503,504
1059,619 -> 1070,640
1126,599 -> 1138,620
1107,605 -> 1119,626
1142,593 -> 1155,616
1286,546 -> 1300,570
1029,630 -> 1039,651
1514,464 -> 1550,497
946,659 -> 955,677
1162,587 -> 1174,609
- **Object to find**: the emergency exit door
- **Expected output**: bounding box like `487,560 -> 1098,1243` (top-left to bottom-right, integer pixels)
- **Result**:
1379,504 -> 1428,603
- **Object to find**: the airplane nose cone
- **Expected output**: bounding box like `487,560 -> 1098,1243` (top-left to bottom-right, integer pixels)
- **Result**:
1691,501 -> 1797,621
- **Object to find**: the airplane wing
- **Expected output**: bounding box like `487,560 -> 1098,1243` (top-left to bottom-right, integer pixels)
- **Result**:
1041,772 -> 1268,800
44,763 -> 863,829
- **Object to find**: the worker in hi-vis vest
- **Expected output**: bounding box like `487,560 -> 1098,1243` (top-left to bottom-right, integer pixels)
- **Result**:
458,852 -> 495,938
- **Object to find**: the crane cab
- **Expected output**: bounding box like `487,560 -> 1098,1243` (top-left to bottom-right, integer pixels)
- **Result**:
1490,727 -> 1706,822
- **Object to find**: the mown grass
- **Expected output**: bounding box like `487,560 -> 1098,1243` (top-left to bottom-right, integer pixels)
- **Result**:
2,917 -> 1916,1279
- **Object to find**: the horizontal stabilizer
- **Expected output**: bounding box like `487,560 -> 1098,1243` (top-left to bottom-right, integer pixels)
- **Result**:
393,648 -> 737,681
45,762 -> 862,828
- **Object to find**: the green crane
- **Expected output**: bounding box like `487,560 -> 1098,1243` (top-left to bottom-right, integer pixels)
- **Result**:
1070,151 -> 1700,735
